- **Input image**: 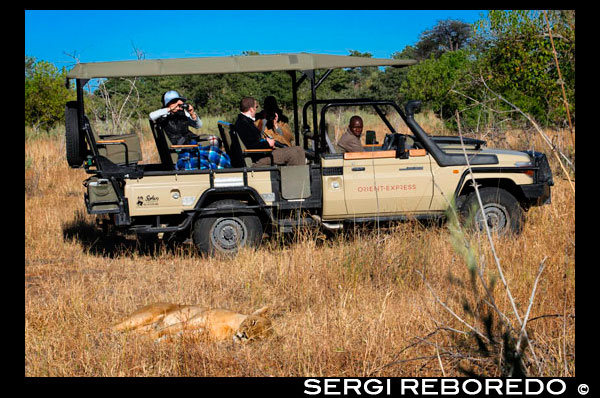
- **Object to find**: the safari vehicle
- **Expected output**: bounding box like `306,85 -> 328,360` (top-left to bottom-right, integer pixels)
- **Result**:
65,53 -> 553,255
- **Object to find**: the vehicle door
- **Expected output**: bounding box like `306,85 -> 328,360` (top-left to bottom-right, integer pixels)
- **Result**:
342,149 -> 434,216
372,150 -> 434,214
343,155 -> 379,215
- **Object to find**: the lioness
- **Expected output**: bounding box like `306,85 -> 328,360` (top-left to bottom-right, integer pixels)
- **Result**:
111,302 -> 273,343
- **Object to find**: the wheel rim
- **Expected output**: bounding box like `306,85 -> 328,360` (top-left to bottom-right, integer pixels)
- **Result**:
210,217 -> 247,252
474,204 -> 510,233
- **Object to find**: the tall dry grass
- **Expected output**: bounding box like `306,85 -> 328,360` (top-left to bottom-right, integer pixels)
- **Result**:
25,123 -> 574,377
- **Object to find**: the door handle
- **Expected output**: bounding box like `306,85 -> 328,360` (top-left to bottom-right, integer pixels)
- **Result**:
352,167 -> 366,171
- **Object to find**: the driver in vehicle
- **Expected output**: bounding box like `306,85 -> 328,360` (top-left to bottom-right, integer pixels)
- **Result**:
336,115 -> 365,153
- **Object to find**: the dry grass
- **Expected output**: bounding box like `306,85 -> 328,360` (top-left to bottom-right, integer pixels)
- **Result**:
25,125 -> 574,377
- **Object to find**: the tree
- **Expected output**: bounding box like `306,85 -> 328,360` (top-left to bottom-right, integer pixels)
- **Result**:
25,57 -> 74,131
373,49 -> 417,103
25,55 -> 36,77
473,10 -> 575,126
377,20 -> 475,117
415,19 -> 473,60
399,49 -> 475,126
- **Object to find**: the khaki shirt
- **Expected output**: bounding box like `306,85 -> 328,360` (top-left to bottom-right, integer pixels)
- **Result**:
336,129 -> 364,153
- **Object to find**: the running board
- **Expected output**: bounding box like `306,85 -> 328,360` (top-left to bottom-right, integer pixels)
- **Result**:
276,217 -> 319,233
130,213 -> 194,234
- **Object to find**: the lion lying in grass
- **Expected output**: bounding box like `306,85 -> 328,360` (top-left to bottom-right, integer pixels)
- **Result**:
111,302 -> 273,343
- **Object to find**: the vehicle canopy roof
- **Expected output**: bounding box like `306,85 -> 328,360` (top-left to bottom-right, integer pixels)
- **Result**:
66,53 -> 416,79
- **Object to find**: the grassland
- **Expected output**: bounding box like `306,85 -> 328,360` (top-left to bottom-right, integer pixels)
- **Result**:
25,120 -> 574,377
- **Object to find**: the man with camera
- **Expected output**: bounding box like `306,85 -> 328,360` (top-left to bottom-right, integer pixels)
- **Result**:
150,90 -> 203,145
150,90 -> 229,170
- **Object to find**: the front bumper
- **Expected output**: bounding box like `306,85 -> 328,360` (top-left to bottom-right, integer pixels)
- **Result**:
521,183 -> 552,205
522,150 -> 554,206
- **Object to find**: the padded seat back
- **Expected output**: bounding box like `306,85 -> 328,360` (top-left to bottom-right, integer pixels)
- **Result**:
85,116 -> 142,165
218,121 -> 246,168
149,119 -> 178,168
217,121 -> 274,168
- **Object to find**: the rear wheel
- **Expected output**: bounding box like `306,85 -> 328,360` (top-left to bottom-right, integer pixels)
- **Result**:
192,199 -> 262,255
460,187 -> 523,235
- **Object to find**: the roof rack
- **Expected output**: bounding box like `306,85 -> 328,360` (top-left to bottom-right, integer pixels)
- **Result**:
66,53 -> 416,79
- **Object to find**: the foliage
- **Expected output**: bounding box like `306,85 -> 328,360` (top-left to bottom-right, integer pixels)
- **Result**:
472,10 -> 575,127
414,19 -> 473,60
24,11 -> 575,135
398,49 -> 474,125
25,56 -> 75,131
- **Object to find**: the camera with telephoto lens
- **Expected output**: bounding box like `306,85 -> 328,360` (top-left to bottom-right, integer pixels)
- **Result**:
180,103 -> 189,110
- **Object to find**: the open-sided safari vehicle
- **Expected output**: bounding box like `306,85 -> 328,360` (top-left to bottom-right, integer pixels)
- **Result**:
65,53 -> 553,255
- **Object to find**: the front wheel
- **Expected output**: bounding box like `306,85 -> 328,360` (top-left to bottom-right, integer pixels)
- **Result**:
192,200 -> 262,256
460,187 -> 523,235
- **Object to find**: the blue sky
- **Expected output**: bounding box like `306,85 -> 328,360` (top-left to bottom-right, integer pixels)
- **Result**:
25,10 -> 487,69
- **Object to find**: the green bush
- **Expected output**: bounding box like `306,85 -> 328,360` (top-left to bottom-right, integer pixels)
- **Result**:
25,56 -> 75,131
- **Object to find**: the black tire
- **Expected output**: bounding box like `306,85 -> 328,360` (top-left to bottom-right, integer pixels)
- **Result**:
65,101 -> 87,167
192,199 -> 262,256
460,187 -> 523,235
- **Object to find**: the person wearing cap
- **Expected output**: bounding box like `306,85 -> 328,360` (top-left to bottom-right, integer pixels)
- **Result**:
150,90 -> 230,170
149,90 -> 203,145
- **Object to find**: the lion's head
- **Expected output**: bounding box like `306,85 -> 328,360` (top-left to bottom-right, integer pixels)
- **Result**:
232,306 -> 273,343
233,315 -> 274,343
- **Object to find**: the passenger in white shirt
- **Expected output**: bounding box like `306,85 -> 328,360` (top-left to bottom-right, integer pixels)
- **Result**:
149,90 -> 203,145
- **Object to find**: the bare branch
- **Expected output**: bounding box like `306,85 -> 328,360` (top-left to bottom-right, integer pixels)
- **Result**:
456,110 -> 521,326
63,51 -> 81,64
416,269 -> 490,344
516,257 -> 547,354
543,10 -> 575,149
455,111 -> 542,374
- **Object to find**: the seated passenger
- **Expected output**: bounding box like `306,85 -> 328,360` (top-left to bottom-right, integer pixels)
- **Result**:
174,141 -> 231,171
234,96 -> 305,166
150,90 -> 230,170
336,116 -> 364,153
257,111 -> 294,147
255,96 -> 295,147
149,90 -> 203,145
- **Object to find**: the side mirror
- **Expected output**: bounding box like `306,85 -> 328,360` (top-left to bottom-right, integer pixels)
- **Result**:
405,100 -> 422,118
365,130 -> 378,145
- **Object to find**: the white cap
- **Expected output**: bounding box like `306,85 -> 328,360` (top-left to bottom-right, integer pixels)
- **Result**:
162,90 -> 187,106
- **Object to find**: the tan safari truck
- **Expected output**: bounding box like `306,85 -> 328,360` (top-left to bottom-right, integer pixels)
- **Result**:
65,53 -> 553,255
